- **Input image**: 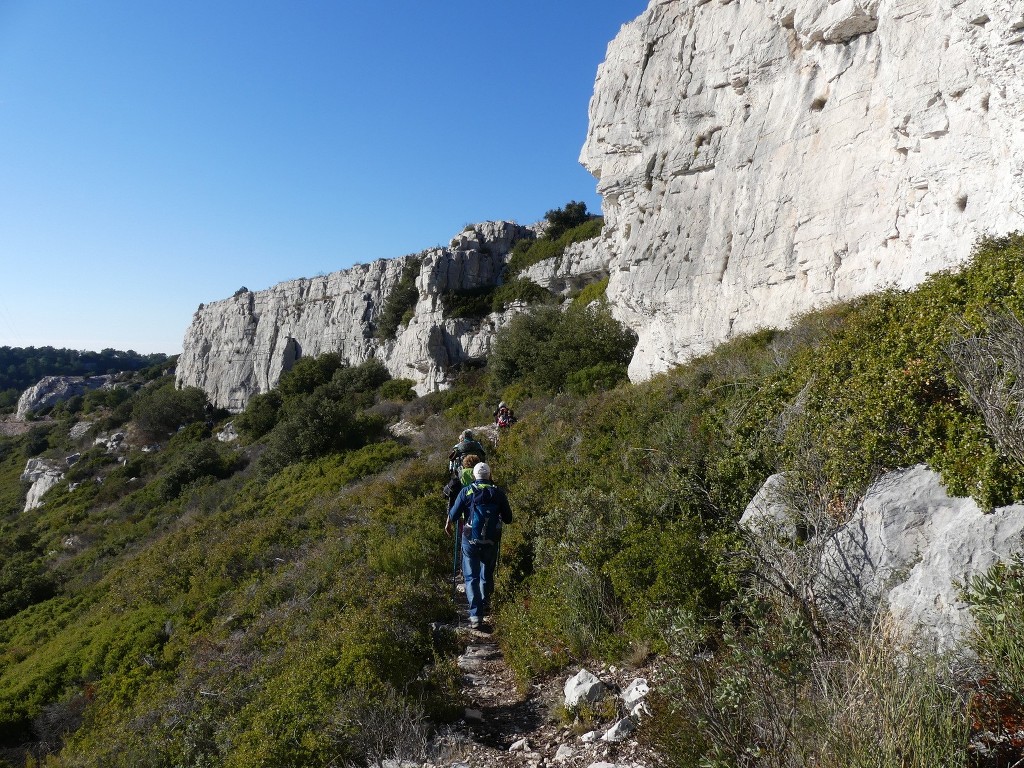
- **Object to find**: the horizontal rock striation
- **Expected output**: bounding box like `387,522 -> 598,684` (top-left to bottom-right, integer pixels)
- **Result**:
176,222 -> 538,410
582,0 -> 1024,380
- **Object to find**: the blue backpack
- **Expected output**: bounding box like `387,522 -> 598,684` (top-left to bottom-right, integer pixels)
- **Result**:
465,482 -> 503,544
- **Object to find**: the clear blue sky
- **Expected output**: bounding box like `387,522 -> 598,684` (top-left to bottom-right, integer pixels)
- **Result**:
0,1 -> 649,355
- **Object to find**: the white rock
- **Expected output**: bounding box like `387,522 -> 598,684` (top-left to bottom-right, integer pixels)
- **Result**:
581,731 -> 600,743
630,700 -> 652,719
554,744 -> 574,762
215,422 -> 239,442
621,678 -> 649,706
509,738 -> 529,752
388,420 -> 421,439
602,717 -> 636,742
20,458 -> 64,512
564,669 -> 606,708
744,464 -> 1024,649
581,0 -> 1024,382
69,421 -> 93,440
16,375 -> 115,419
176,221 -> 535,410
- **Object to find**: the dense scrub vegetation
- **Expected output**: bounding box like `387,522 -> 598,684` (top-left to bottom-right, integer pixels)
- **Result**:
1,234 -> 1024,766
506,204 -> 603,278
0,348 -> 168,413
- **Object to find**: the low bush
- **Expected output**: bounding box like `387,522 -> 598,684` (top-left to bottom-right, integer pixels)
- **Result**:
572,276 -> 609,308
507,216 -> 603,277
489,304 -> 637,395
379,378 -> 417,402
132,381 -> 207,440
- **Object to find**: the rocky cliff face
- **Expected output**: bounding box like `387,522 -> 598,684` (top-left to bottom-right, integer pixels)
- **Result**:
16,375 -> 116,419
176,221 -> 537,410
582,0 -> 1024,380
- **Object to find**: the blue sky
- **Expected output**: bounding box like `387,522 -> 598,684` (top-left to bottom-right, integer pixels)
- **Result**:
0,1 -> 649,354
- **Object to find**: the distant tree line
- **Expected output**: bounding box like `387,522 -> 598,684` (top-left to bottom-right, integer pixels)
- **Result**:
0,346 -> 168,410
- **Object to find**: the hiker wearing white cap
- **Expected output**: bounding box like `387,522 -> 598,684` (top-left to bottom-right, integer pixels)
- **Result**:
445,462 -> 513,628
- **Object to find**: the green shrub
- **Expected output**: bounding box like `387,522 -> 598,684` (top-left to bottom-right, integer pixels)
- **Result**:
489,304 -> 637,395
156,441 -> 238,501
572,277 -> 609,308
235,389 -> 283,441
379,378 -> 417,402
491,278 -> 554,312
442,278 -> 554,319
0,551 -> 55,620
964,553 -> 1024,701
376,259 -> 422,340
132,381 -> 208,440
278,353 -> 342,398
507,216 -> 603,278
543,201 -> 592,241
441,286 -> 495,319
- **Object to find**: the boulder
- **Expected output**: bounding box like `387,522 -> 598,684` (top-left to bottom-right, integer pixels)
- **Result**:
215,422 -> 239,443
564,669 -> 606,708
742,465 -> 1024,649
601,716 -> 636,742
69,421 -> 93,440
621,678 -> 649,707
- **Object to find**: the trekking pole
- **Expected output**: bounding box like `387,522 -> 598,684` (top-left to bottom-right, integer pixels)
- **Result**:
451,515 -> 460,626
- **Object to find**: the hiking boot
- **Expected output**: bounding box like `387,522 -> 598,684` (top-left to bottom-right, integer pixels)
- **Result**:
469,616 -> 481,629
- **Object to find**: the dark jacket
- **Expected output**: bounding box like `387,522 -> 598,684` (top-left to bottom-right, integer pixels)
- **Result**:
448,481 -> 513,541
452,438 -> 486,458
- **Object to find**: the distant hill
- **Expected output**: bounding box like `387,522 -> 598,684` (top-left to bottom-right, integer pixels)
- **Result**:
0,346 -> 168,409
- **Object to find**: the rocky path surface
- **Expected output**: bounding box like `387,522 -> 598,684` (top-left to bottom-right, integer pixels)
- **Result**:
411,583 -> 655,768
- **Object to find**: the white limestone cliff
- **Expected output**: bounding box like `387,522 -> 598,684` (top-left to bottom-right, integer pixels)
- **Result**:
176,222 -> 537,409
582,0 -> 1024,380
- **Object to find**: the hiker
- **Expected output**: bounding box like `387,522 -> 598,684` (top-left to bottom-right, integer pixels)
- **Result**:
459,453 -> 482,486
442,453 -> 481,511
445,462 -> 512,628
448,429 -> 487,475
493,402 -> 516,429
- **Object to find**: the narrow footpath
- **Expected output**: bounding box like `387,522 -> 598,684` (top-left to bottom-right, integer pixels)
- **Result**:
421,583 -> 654,768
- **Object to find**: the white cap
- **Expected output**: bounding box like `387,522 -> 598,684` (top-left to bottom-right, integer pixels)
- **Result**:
473,462 -> 491,480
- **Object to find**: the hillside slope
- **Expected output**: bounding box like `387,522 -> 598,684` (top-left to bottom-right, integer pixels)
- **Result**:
2,236 -> 1024,766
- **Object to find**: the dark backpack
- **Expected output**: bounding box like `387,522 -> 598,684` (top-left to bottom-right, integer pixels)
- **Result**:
465,482 -> 503,544
448,439 -> 486,474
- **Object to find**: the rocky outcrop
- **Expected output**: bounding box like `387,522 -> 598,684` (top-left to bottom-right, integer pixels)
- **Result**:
16,375 -> 116,419
21,458 -> 64,512
741,465 -> 1024,649
582,0 -> 1024,380
176,222 -> 537,410
521,237 -> 612,298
